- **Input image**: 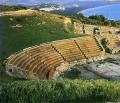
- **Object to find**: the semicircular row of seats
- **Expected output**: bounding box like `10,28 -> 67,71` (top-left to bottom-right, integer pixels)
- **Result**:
6,36 -> 105,80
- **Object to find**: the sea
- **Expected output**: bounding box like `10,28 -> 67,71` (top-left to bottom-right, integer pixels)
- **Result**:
80,3 -> 120,21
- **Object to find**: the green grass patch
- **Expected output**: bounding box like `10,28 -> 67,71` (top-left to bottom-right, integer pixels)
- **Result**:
2,13 -> 84,59
0,79 -> 120,103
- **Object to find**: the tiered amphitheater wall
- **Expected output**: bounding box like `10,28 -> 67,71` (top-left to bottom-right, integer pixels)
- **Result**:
6,36 -> 106,80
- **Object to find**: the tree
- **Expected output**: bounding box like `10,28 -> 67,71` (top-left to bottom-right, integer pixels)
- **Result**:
104,20 -> 111,26
110,20 -> 117,26
76,13 -> 85,20
88,15 -> 107,22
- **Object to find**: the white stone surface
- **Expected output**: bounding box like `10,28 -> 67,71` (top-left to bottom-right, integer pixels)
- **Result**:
89,61 -> 120,80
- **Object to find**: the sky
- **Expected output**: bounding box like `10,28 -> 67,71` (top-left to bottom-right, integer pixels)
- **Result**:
0,0 -> 119,3
0,0 -> 120,4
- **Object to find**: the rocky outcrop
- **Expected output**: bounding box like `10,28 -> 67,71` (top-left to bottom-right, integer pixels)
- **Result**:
64,18 -> 72,32
97,34 -> 120,54
87,59 -> 120,81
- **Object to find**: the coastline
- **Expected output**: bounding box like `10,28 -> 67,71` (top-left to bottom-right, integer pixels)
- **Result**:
80,3 -> 120,20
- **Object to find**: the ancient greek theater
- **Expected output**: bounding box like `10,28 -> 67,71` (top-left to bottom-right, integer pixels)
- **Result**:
4,11 -> 120,80
6,36 -> 106,79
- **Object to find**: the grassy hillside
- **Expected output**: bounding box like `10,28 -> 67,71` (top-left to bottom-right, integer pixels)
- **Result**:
0,10 -> 81,60
0,10 -> 84,80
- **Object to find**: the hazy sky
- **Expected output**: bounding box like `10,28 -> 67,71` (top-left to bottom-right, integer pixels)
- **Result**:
0,0 -> 120,4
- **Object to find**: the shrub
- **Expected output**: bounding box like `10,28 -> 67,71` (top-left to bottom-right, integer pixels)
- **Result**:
71,14 -> 119,27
